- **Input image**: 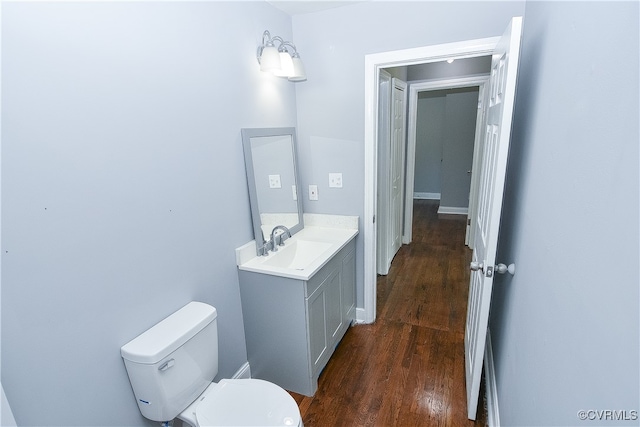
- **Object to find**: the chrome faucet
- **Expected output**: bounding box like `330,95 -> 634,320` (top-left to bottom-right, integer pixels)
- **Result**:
269,225 -> 291,252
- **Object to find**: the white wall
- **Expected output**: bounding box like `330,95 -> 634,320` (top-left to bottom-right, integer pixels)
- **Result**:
1,2 -> 297,426
490,1 -> 639,425
293,1 -> 526,306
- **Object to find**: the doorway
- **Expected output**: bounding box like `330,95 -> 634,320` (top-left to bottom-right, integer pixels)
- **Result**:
377,74 -> 488,275
404,75 -> 489,247
364,19 -> 523,421
363,37 -> 500,324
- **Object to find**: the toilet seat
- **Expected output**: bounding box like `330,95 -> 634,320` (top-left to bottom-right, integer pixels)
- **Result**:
194,379 -> 302,427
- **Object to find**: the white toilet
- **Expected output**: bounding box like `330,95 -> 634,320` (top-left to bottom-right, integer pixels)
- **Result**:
121,301 -> 303,427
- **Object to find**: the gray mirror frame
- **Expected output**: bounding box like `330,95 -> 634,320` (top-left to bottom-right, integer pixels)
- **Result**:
241,127 -> 304,255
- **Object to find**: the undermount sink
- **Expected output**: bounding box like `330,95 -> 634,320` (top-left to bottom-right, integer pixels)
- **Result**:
262,240 -> 333,270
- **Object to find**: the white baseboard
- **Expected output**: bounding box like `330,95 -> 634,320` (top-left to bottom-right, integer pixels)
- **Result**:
355,307 -> 369,324
232,362 -> 252,379
414,192 -> 441,200
437,206 -> 468,215
484,329 -> 500,427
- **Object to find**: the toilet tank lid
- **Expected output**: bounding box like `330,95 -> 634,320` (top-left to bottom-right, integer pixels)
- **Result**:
121,302 -> 217,364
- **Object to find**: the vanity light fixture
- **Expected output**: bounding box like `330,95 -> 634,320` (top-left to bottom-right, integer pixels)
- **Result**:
257,30 -> 306,82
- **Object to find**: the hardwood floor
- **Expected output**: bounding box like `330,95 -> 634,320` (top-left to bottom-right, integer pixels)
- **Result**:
289,200 -> 487,426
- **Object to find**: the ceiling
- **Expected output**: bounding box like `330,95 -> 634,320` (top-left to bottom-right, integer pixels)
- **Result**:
267,1 -> 363,16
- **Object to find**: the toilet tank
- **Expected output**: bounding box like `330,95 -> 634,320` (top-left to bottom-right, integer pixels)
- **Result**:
120,302 -> 218,422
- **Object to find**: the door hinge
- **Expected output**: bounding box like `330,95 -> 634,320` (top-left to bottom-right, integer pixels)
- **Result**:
467,218 -> 471,226
373,215 -> 376,224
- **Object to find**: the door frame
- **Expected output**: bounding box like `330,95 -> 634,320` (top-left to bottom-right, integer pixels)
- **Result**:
362,37 -> 499,324
403,75 -> 489,245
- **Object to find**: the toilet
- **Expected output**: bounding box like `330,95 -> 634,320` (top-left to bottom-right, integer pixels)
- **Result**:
120,302 -> 303,427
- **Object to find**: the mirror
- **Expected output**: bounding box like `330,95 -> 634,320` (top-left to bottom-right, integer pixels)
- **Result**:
241,127 -> 304,255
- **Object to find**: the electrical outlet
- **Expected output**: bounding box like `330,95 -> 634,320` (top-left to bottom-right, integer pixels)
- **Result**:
329,173 -> 343,188
309,185 -> 318,201
268,174 -> 281,189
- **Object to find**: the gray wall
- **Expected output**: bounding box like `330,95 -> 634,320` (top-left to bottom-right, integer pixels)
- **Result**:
415,88 -> 479,208
490,1 -> 639,425
415,92 -> 446,195
440,88 -> 479,209
407,56 -> 491,81
292,1 -> 526,306
1,2 -> 297,426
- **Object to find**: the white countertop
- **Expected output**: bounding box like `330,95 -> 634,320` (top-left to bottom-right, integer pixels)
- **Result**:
236,215 -> 358,281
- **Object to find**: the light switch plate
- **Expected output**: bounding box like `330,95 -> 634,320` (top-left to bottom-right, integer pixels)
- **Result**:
268,174 -> 281,189
329,173 -> 343,188
309,185 -> 318,200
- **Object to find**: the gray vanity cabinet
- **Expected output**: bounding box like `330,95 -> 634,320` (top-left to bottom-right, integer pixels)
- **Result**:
238,239 -> 356,396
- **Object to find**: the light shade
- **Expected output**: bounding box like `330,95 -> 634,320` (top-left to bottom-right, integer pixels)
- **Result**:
257,30 -> 306,83
260,45 -> 281,72
289,55 -> 306,82
273,51 -> 294,77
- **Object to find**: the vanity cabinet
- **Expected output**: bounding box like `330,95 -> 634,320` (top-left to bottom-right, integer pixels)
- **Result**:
238,239 -> 356,396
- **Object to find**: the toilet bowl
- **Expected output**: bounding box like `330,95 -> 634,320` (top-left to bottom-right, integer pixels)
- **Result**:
179,379 -> 302,427
120,302 -> 302,427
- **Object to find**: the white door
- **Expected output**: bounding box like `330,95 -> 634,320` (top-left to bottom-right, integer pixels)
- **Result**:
466,83 -> 489,247
376,71 -> 392,275
389,78 -> 407,264
464,17 -> 522,420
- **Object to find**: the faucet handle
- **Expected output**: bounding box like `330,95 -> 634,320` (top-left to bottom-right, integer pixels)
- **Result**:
258,240 -> 272,256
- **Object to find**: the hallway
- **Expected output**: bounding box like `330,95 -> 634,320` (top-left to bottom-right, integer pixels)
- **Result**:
290,199 -> 487,426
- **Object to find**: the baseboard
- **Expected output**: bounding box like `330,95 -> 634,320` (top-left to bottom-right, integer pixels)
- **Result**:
437,206 -> 468,215
355,307 -> 368,324
414,192 -> 441,200
484,329 -> 500,427
232,362 -> 252,379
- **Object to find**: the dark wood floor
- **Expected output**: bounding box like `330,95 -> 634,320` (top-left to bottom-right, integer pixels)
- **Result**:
290,200 -> 487,426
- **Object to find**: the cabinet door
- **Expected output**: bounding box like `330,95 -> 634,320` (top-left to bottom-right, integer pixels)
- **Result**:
342,249 -> 356,321
308,286 -> 327,370
325,268 -> 343,342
